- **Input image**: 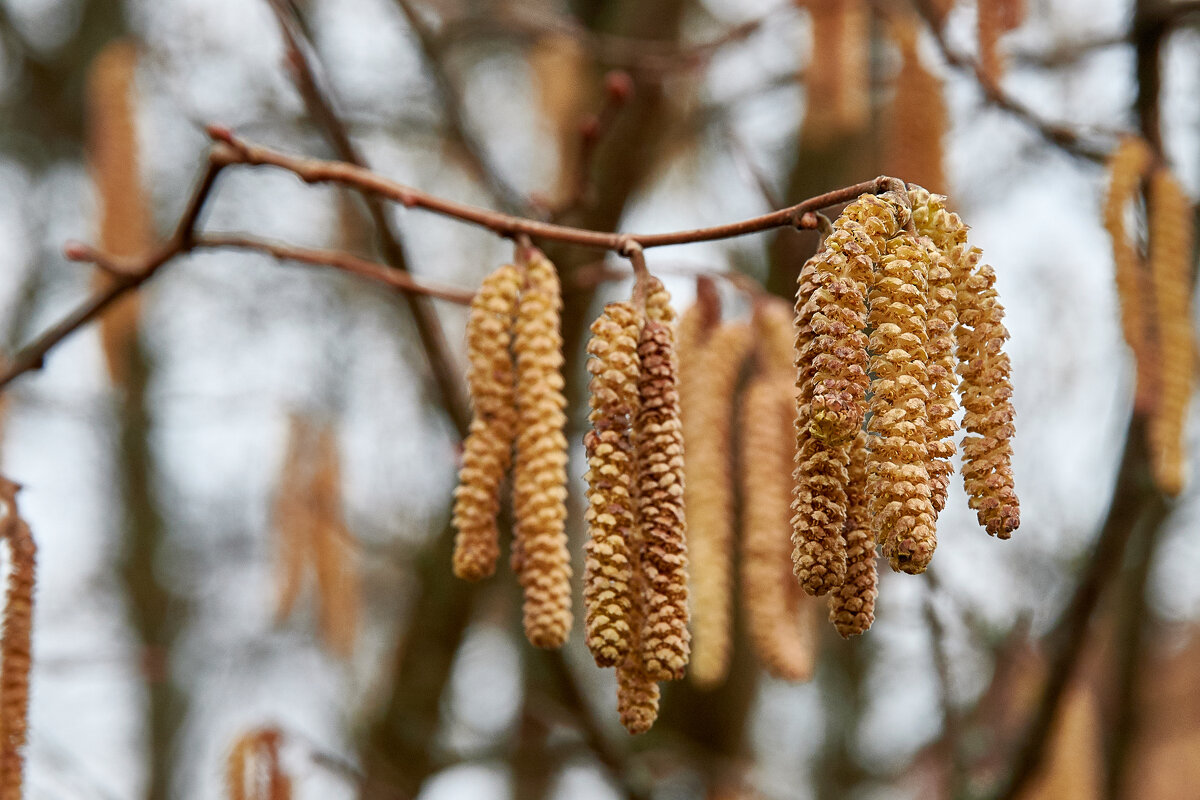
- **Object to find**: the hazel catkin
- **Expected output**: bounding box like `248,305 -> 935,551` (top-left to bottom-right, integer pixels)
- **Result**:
1147,168 -> 1196,496
953,245 -> 1020,537
829,429 -> 877,636
452,263 -> 522,581
512,250 -> 573,649
0,480 -> 34,800
1103,137 -> 1157,408
868,232 -> 937,574
681,320 -> 750,688
583,301 -> 642,667
635,318 -> 691,682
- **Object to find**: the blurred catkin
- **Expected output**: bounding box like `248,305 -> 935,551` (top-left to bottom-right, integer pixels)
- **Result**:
1103,137 -> 1157,410
1147,168 -> 1196,496
0,480 -> 34,800
741,376 -> 817,680
829,430 -> 877,636
681,317 -> 750,689
909,188 -> 965,514
868,233 -> 937,573
978,0 -> 1025,87
802,0 -> 870,144
226,728 -> 291,800
953,244 -> 1020,537
884,20 -> 948,194
512,250 -> 572,649
273,414 -> 315,622
636,318 -> 690,681
793,193 -> 907,595
453,263 -> 522,581
310,426 -> 360,659
583,302 -> 642,667
87,40 -> 151,387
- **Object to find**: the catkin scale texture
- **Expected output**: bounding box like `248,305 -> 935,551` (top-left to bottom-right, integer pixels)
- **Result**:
583,302 -> 642,667
829,429 -> 876,636
953,245 -> 1020,537
681,320 -> 750,688
908,188 -> 964,514
635,319 -> 691,681
868,233 -> 937,574
453,264 -> 522,581
1147,169 -> 1195,496
793,193 -> 907,595
512,251 -> 573,649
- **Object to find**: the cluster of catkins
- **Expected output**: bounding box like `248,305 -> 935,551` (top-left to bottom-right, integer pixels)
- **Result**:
1104,137 -> 1196,496
451,248 -> 573,650
791,189 -> 1020,612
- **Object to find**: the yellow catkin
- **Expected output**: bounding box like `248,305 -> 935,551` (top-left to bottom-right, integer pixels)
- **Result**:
793,193 -> 908,595
616,551 -> 661,735
272,414 -> 314,623
802,0 -> 870,144
1103,137 -> 1157,410
869,233 -> 938,573
953,243 -> 1020,537
583,302 -> 642,667
884,20 -> 948,194
227,728 -> 291,800
0,479 -> 34,800
681,320 -> 750,689
635,317 -> 691,682
741,376 -> 817,680
87,40 -> 151,387
453,263 -> 523,581
1147,168 -> 1196,496
310,426 -> 360,659
909,188 -> 966,514
829,429 -> 877,636
512,249 -> 572,649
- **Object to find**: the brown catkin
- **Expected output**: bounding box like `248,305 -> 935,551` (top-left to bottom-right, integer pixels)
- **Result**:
682,321 -> 750,689
868,233 -> 938,573
583,302 -> 642,667
272,414 -> 314,623
909,188 -> 966,514
310,426 -> 360,659
512,250 -> 572,649
802,0 -> 870,144
227,728 -> 291,800
884,20 -> 948,194
616,551 -> 661,735
954,243 -> 1020,537
0,479 -> 34,800
741,376 -> 817,680
978,0 -> 1025,87
829,429 -> 877,636
1147,168 -> 1196,496
793,193 -> 908,595
1103,137 -> 1157,410
635,318 -> 691,682
453,263 -> 522,581
87,40 -> 151,387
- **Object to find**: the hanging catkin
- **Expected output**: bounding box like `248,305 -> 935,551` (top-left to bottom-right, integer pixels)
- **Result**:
616,544 -> 661,735
1147,168 -> 1196,496
909,188 -> 965,514
0,479 -> 34,800
273,414 -> 315,623
583,302 -> 642,667
884,19 -> 948,194
829,429 -> 877,636
953,244 -> 1020,537
453,263 -> 522,581
793,193 -> 907,595
978,0 -> 1025,87
635,315 -> 691,682
741,375 -> 818,680
681,318 -> 750,689
802,0 -> 870,144
87,40 -> 152,387
227,728 -> 291,800
1103,137 -> 1157,410
869,232 -> 937,573
310,426 -> 360,659
512,249 -> 573,649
